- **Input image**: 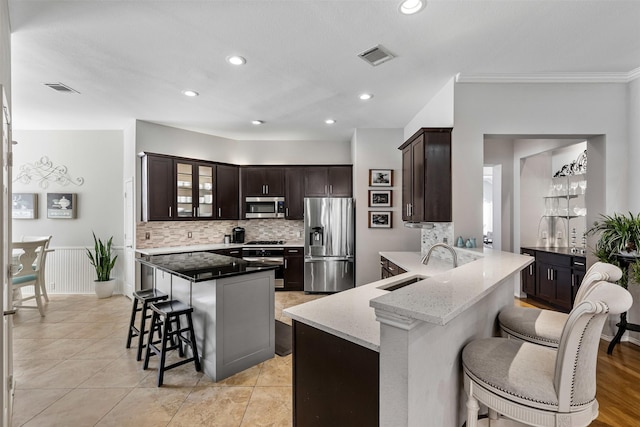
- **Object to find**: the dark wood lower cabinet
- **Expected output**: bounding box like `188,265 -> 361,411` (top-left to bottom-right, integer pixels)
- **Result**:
521,247 -> 586,312
284,248 -> 304,291
293,321 -> 379,426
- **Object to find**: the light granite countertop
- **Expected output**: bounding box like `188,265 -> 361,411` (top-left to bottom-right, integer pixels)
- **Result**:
283,248 -> 532,351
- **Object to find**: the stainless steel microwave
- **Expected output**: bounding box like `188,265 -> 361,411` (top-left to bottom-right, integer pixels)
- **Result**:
245,196 -> 285,219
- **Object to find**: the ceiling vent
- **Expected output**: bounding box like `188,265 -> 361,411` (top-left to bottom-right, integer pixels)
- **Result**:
358,45 -> 395,66
44,82 -> 80,94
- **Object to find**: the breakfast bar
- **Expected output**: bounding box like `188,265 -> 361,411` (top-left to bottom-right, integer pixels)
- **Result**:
137,252 -> 278,381
284,248 -> 532,427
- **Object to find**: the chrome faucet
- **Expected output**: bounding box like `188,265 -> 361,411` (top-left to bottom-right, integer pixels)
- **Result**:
421,243 -> 458,268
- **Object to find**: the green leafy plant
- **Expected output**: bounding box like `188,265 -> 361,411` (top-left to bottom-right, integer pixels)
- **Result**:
86,232 -> 117,281
631,261 -> 640,286
587,212 -> 640,287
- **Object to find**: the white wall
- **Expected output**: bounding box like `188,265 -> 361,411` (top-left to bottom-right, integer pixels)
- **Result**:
484,139 -> 515,251
629,78 -> 640,213
12,130 -> 125,246
0,0 -> 10,101
453,82 -> 629,245
352,128 -> 420,285
404,78 -> 455,140
519,151 -> 551,247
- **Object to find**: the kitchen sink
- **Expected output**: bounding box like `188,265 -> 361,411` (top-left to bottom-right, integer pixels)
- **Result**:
378,275 -> 428,291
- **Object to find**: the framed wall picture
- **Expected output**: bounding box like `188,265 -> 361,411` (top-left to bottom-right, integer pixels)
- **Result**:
369,190 -> 392,207
368,211 -> 392,228
12,193 -> 38,219
47,193 -> 77,219
369,169 -> 393,187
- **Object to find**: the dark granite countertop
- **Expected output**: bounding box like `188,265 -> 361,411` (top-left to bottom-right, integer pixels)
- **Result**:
521,246 -> 587,257
137,252 -> 278,282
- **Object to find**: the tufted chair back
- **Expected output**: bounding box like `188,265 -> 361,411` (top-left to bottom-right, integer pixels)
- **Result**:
573,261 -> 623,304
554,281 -> 632,412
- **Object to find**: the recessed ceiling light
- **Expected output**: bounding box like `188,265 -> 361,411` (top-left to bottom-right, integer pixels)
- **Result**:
399,0 -> 424,15
251,120 -> 264,125
227,55 -> 246,65
359,93 -> 373,101
325,119 -> 336,125
182,90 -> 199,97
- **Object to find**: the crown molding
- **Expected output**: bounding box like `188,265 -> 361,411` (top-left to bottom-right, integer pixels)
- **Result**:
455,71 -> 639,84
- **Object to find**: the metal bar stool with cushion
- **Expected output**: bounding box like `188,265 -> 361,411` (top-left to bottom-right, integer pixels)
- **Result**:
498,261 -> 622,348
126,289 -> 168,361
21,235 -> 53,302
462,281 -> 632,427
11,239 -> 49,317
143,299 -> 201,386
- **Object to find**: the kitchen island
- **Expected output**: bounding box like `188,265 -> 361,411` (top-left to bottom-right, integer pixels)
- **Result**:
137,251 -> 278,382
284,248 -> 532,427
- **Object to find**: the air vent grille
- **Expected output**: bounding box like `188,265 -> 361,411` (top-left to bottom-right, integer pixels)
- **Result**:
44,82 -> 80,94
358,45 -> 395,66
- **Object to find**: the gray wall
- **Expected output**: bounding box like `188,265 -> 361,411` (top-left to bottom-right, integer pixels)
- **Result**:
0,0 -> 10,101
352,128 -> 420,285
12,130 -> 125,247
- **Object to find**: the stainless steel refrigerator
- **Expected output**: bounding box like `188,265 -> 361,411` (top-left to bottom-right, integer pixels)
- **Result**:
304,197 -> 355,293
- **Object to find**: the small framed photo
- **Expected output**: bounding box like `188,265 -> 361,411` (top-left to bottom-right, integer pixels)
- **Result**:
368,211 -> 392,228
47,193 -> 77,219
369,190 -> 392,207
369,169 -> 393,187
12,193 -> 38,219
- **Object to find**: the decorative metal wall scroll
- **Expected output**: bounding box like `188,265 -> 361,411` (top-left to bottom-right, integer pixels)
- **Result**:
553,149 -> 587,177
13,156 -> 85,189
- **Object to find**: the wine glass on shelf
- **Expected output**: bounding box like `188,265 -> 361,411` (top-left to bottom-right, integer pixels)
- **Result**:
579,180 -> 587,194
570,181 -> 579,195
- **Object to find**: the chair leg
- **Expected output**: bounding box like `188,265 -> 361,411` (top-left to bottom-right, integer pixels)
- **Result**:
466,383 -> 480,427
143,311 -> 159,370
126,298 -> 139,349
488,408 -> 499,420
40,273 -> 50,302
137,302 -> 149,361
34,283 -> 45,317
186,312 -> 201,372
157,316 -> 170,387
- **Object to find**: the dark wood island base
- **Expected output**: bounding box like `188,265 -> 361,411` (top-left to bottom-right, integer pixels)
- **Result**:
292,321 -> 379,426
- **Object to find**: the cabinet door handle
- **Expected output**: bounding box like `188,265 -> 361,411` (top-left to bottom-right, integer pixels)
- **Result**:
169,206 -> 172,217
574,261 -> 585,266
289,249 -> 298,253
284,259 -> 288,269
325,185 -> 328,194
329,184 -> 333,194
547,268 -> 550,280
218,208 -> 222,217
266,184 -> 269,194
286,208 -> 289,217
572,273 -> 575,288
409,203 -> 413,217
388,266 -> 394,271
529,265 -> 533,275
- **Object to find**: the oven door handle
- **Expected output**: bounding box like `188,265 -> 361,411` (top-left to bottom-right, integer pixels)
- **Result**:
242,257 -> 284,263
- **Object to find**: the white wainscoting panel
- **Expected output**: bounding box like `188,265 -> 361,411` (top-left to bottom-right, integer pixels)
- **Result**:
44,246 -> 124,294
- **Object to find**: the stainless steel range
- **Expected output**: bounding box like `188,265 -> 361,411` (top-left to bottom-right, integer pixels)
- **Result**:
242,243 -> 285,288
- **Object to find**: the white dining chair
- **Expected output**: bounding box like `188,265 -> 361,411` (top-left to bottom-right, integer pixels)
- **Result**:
463,280 -> 632,427
498,261 -> 622,348
21,235 -> 53,302
12,239 -> 49,316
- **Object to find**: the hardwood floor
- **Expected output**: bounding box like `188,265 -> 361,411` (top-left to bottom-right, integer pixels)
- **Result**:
516,298 -> 640,426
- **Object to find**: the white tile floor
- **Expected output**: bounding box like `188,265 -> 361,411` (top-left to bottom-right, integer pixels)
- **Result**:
11,291 -> 322,426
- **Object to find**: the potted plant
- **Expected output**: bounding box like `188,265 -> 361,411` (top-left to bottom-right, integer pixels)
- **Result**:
86,232 -> 118,298
587,212 -> 640,287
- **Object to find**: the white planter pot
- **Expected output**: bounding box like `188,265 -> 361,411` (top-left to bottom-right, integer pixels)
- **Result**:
95,279 -> 115,299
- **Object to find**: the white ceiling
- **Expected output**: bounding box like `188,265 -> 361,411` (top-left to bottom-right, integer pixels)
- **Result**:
8,0 -> 640,142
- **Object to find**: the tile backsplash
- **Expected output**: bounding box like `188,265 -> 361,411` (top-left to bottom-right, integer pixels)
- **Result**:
420,223 -> 482,265
136,219 -> 304,249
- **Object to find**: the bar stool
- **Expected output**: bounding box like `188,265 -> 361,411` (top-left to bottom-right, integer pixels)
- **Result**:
126,289 -> 169,361
143,299 -> 201,386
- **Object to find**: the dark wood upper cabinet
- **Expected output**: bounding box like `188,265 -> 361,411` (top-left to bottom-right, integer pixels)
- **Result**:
142,153 -> 237,221
142,154 -> 174,221
399,128 -> 452,222
216,164 -> 239,220
242,167 -> 284,197
285,167 -> 304,220
304,166 -> 352,197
